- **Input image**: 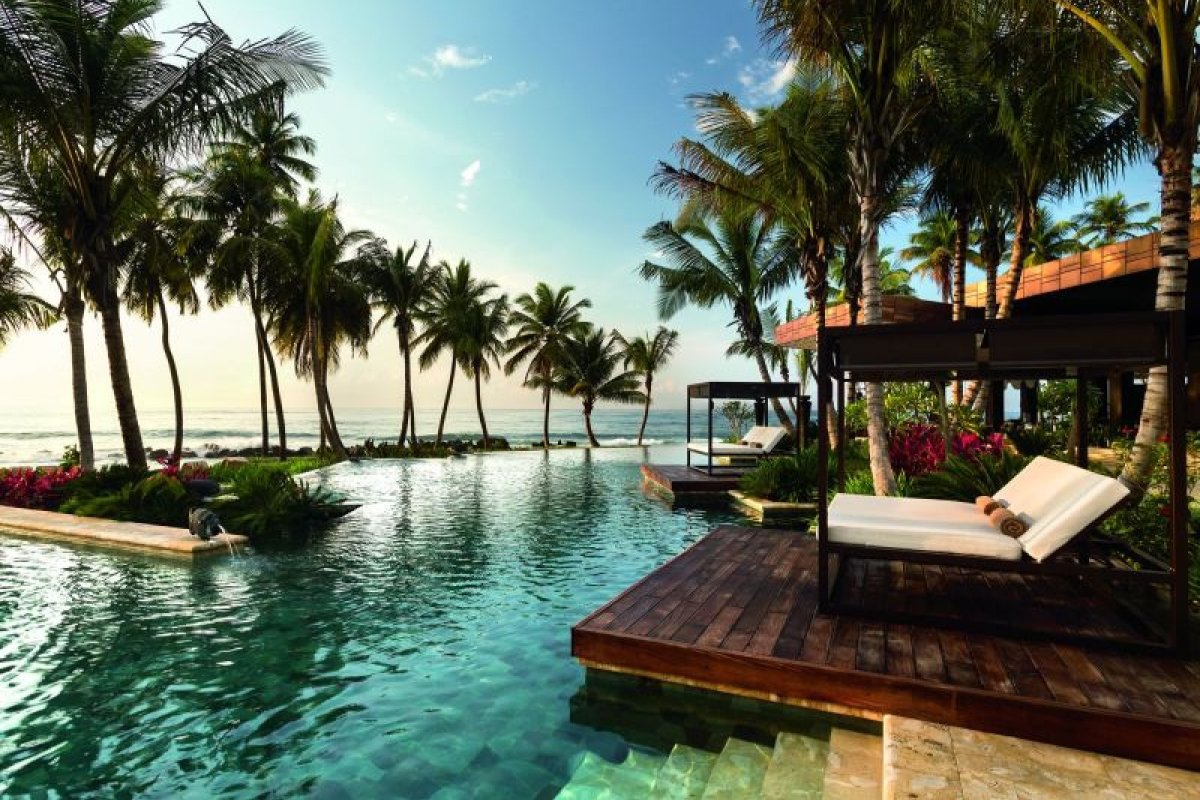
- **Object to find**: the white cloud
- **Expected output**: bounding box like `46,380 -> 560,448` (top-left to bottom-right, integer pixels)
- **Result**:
738,57 -> 797,103
474,80 -> 536,103
668,70 -> 691,87
460,159 -> 482,187
409,44 -> 491,78
724,36 -> 742,56
456,201 -> 469,212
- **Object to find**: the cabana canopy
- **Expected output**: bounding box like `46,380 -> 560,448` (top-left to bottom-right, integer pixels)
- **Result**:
816,310 -> 1190,654
686,381 -> 808,475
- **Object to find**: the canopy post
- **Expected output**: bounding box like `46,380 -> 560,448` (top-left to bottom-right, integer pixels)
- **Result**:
1075,375 -> 1089,469
817,333 -> 832,610
1168,311 -> 1189,654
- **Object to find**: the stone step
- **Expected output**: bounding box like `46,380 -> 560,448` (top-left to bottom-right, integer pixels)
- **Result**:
649,743 -> 721,800
699,738 -> 773,800
823,728 -> 883,800
761,732 -> 829,800
555,748 -> 667,799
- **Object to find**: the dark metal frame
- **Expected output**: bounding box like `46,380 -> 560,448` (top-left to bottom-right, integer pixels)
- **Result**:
816,311 -> 1190,654
685,382 -> 809,476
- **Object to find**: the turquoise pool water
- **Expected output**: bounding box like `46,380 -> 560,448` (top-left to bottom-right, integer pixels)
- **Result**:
0,447 -> 759,798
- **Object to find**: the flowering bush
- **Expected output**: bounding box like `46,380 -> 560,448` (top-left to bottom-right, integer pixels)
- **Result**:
0,466 -> 83,509
889,424 -> 1005,477
156,457 -> 210,482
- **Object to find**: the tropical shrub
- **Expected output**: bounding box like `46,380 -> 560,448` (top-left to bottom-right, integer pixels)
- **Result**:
58,465 -> 147,505
0,467 -> 82,509
738,448 -> 820,503
888,424 -> 1005,478
841,468 -> 915,497
60,473 -> 190,526
845,384 -> 982,435
211,465 -> 346,540
911,452 -> 1033,501
1006,424 -> 1062,457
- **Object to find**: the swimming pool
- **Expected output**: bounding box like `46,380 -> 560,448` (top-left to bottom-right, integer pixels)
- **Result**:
0,447 -> 775,798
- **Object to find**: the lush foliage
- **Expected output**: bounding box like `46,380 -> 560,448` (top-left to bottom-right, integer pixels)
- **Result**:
845,384 -> 982,436
739,448 -> 820,503
0,467 -> 82,509
888,424 -> 1005,477
210,464 -> 347,541
61,474 -> 191,527
912,452 -> 1033,502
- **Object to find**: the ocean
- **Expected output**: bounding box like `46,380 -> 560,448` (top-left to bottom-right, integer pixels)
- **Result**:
0,406 -> 723,466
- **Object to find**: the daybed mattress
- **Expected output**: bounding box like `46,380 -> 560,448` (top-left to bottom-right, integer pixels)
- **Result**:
828,493 -> 1023,561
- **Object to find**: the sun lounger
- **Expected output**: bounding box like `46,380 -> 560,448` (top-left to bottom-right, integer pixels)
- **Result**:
687,426 -> 788,474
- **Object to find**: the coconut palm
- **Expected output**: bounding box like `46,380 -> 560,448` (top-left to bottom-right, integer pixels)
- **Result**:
459,294 -> 510,450
902,212 -> 980,303
618,327 -> 680,446
1026,206 -> 1083,266
1071,192 -> 1158,247
190,109 -> 318,458
1053,1 -> 1200,493
417,260 -> 497,447
119,171 -> 199,463
0,247 -> 55,346
829,248 -> 913,302
0,0 -> 327,469
638,206 -> 796,432
555,328 -> 644,447
504,283 -> 592,449
363,239 -> 435,448
265,192 -> 373,461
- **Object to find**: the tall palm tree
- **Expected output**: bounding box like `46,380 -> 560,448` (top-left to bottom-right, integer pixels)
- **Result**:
829,247 -> 913,301
555,328 -> 644,447
190,109 -> 318,459
755,0 -> 953,494
417,260 -> 497,447
1054,1 -> 1200,493
618,327 -> 680,446
119,171 -> 199,464
504,283 -> 591,449
0,0 -> 327,469
266,192 -> 373,461
459,294 -> 510,450
638,206 -> 796,433
902,212 -> 979,303
0,247 -> 55,346
1071,192 -> 1158,247
363,239 -> 435,448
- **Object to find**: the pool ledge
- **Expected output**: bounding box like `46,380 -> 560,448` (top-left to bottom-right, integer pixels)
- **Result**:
0,506 -> 248,559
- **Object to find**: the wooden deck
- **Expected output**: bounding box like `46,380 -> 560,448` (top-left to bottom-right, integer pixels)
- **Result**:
572,526 -> 1200,771
641,464 -> 745,498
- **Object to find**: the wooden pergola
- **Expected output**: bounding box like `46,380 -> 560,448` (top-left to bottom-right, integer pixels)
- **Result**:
686,381 -> 806,475
816,311 -> 1191,654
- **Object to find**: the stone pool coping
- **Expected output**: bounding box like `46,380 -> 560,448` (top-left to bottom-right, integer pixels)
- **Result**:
727,490 -> 815,522
0,506 -> 248,559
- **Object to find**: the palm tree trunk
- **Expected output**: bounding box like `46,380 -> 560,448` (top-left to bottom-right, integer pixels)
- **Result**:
436,360 -> 456,447
751,348 -> 795,434
65,290 -> 94,470
637,376 -> 652,446
474,367 -> 490,449
317,357 -> 348,460
952,208 -> 970,405
858,188 -> 898,496
257,315 -> 287,460
998,198 -> 1033,320
542,368 -> 552,449
155,291 -> 184,463
399,332 -> 410,446
1120,142 -> 1192,494
583,398 -> 600,447
97,292 -> 147,470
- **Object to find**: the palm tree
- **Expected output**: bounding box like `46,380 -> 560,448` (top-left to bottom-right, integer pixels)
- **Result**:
120,171 -> 199,463
189,109 -> 319,459
555,328 -> 644,447
459,294 -> 510,450
1071,192 -> 1158,247
363,240 -> 435,448
638,206 -> 795,433
902,212 -> 979,303
1053,1 -> 1200,493
0,0 -> 327,469
618,327 -> 680,446
1026,206 -> 1083,266
755,0 -> 954,494
829,247 -> 913,302
265,192 -> 373,461
504,283 -> 591,449
417,260 -> 497,447
0,248 -> 55,346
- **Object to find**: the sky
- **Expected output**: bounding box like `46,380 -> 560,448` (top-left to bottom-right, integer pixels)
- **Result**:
0,0 -> 1165,427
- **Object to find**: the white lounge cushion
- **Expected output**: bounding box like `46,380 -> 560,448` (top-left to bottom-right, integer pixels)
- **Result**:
828,494 -> 1023,560
994,456 -> 1129,562
741,426 -> 787,453
687,441 -> 765,456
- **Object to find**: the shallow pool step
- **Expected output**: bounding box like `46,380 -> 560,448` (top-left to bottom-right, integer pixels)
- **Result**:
761,732 -> 829,799
648,743 -> 720,799
699,738 -> 773,800
555,749 -> 666,799
823,727 -> 883,799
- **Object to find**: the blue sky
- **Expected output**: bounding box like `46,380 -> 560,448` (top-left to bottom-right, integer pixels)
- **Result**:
0,0 -> 1165,421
